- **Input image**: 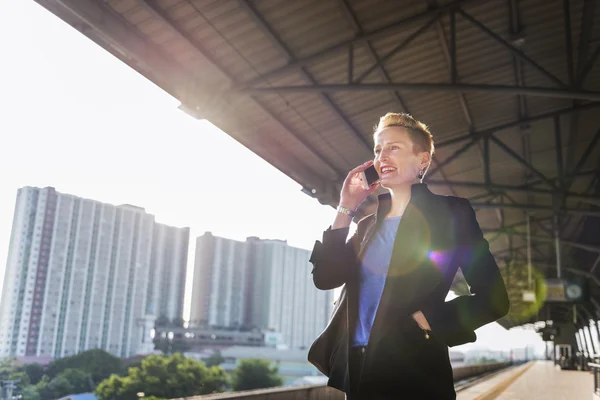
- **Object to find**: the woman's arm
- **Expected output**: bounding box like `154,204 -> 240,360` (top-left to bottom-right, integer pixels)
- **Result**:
309,227 -> 356,290
426,198 -> 510,346
310,160 -> 379,290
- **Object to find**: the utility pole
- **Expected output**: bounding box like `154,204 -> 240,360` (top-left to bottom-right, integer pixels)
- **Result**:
1,379 -> 20,400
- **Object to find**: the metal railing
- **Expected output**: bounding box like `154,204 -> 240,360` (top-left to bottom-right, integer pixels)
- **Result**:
589,362 -> 600,399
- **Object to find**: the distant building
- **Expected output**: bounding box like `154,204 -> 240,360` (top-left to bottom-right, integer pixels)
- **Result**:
186,346 -> 322,385
190,233 -> 249,328
0,186 -> 189,359
190,233 -> 334,349
153,326 -> 283,348
146,223 -> 189,322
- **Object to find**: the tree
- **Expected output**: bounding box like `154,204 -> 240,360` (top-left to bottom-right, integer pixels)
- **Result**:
20,385 -> 41,400
231,359 -> 283,391
204,350 -> 225,367
0,357 -> 16,380
18,363 -> 45,385
46,349 -> 124,384
95,353 -> 228,400
35,369 -> 92,400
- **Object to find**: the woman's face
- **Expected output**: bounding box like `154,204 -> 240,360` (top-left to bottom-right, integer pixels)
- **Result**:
373,127 -> 429,189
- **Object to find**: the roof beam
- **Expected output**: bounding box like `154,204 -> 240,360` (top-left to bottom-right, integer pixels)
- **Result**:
242,83 -> 600,101
489,135 -> 557,189
485,230 -> 600,254
336,0 -> 410,112
239,0 -> 475,88
353,14 -> 440,85
576,0 -> 597,80
237,0 -> 372,153
427,180 -> 600,204
469,201 -> 600,217
456,7 -> 567,88
437,102 -> 600,148
426,2 -> 474,130
563,0 -> 576,87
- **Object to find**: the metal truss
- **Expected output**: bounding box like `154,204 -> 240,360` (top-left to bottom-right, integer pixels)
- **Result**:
238,4 -> 600,101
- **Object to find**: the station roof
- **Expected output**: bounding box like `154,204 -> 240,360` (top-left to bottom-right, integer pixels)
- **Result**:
35,0 -> 600,329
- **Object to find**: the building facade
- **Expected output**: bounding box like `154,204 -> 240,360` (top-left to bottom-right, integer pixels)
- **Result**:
190,233 -> 249,328
146,223 -> 189,323
0,187 -> 189,359
190,232 -> 333,349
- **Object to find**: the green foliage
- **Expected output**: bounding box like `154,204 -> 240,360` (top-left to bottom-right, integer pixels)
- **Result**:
0,357 -> 17,380
20,385 -> 41,400
19,363 -> 45,385
95,353 -> 228,400
231,359 -> 283,391
34,368 -> 92,400
46,348 -> 124,384
0,350 -> 122,400
204,350 -> 225,367
8,371 -> 31,386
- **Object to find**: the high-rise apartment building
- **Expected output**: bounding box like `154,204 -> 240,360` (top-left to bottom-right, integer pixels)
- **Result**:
0,187 -> 189,359
190,232 -> 333,349
146,224 -> 189,323
190,233 -> 249,328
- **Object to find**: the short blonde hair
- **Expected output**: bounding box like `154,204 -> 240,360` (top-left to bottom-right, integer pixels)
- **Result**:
374,112 -> 435,157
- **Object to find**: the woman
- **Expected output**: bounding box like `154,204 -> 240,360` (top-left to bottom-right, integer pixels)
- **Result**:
308,113 -> 509,399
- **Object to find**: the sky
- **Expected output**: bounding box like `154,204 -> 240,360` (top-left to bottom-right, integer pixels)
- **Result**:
0,0 -> 548,355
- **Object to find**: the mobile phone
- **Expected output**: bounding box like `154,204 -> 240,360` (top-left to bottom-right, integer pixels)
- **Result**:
360,165 -> 379,190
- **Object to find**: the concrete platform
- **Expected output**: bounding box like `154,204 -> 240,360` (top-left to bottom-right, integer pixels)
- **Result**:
457,360 -> 593,400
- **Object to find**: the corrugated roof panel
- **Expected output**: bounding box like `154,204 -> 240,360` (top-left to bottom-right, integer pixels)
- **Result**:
453,5 -> 513,82
195,0 -> 240,20
464,92 -> 519,130
348,100 -> 403,134
156,0 -> 187,8
308,47 -> 373,84
136,17 -> 167,36
330,92 -> 399,121
379,32 -> 452,84
250,0 -> 356,59
108,0 -> 138,14
398,91 -> 469,137
349,0 -> 428,33
122,5 -> 153,25
163,1 -> 196,20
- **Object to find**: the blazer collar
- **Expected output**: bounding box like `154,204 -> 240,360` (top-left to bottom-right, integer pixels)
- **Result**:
374,183 -> 432,222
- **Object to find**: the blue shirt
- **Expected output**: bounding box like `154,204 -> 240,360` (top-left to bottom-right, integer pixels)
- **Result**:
352,216 -> 401,347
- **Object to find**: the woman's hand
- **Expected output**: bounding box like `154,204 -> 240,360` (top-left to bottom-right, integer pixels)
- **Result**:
339,160 -> 380,211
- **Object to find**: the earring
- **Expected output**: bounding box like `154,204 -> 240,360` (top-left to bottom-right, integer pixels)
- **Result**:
418,169 -> 424,180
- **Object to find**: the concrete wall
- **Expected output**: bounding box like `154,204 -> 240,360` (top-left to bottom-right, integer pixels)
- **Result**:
173,362 -> 510,400
173,384 -> 345,400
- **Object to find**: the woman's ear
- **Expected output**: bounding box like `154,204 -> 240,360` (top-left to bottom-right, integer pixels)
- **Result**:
420,151 -> 431,171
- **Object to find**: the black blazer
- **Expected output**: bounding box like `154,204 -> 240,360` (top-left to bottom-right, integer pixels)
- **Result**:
308,183 -> 510,397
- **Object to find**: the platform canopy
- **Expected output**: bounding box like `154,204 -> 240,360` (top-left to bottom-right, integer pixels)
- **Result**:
35,0 -> 600,329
